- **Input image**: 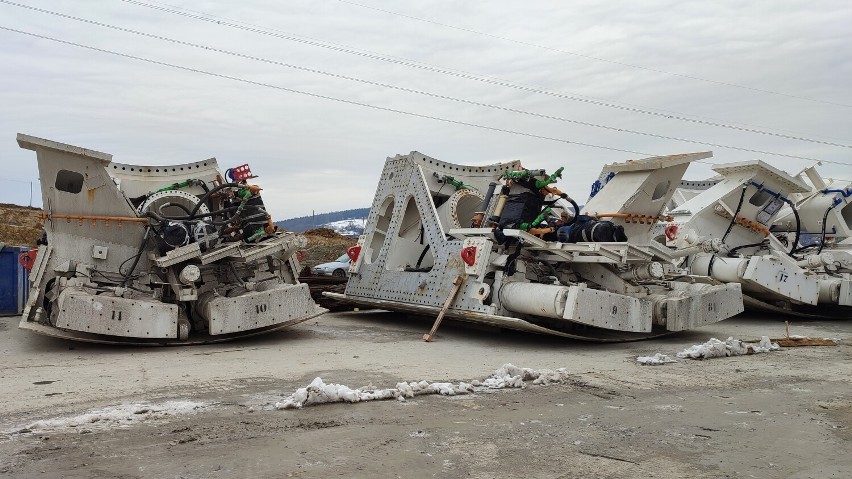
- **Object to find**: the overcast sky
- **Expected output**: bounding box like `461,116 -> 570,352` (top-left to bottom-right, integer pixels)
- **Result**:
1,0 -> 850,219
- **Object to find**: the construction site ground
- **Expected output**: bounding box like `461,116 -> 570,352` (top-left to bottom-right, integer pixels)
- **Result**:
1,311 -> 850,479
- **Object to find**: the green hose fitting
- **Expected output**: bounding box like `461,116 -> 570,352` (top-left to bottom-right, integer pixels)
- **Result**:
534,167 -> 564,189
155,179 -> 202,193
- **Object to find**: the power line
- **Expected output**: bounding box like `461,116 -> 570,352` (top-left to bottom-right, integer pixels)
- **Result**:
4,26 -> 852,170
334,0 -> 852,109
114,0 -> 852,147
0,26 -> 658,158
6,2 -> 847,164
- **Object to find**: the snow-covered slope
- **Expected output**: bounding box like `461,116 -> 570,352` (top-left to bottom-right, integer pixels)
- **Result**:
322,219 -> 365,237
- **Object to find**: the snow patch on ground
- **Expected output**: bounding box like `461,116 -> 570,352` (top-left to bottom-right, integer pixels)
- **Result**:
274,378 -> 474,409
473,364 -> 572,388
276,363 -> 575,410
677,336 -> 779,359
4,400 -> 209,436
636,353 -> 677,365
636,336 -> 780,364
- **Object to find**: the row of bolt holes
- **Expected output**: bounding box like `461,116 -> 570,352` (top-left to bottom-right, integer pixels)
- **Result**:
425,159 -> 517,173
365,293 -> 487,311
112,163 -> 208,173
80,318 -> 165,335
378,290 -> 440,299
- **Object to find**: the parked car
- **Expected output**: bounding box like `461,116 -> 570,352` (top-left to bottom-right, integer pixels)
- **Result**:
311,253 -> 351,277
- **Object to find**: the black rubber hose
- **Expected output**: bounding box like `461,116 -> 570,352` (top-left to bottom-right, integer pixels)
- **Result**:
143,205 -> 258,223
816,204 -> 836,255
728,241 -> 768,257
480,182 -> 497,213
722,185 -> 748,244
188,182 -> 241,218
415,244 -> 431,269
710,185 -> 748,275
195,180 -> 216,211
562,196 -> 580,227
158,202 -> 192,216
780,197 -> 801,257
121,227 -> 151,286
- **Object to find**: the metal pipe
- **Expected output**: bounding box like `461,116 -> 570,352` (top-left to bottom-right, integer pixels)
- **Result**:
818,279 -> 841,304
498,282 -> 568,319
690,254 -> 748,283
796,253 -> 834,269
472,182 -> 498,227
618,263 -> 664,281
668,238 -> 722,259
488,185 -> 510,225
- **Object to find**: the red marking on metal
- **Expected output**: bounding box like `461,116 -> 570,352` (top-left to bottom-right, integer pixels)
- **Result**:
664,224 -> 679,241
461,246 -> 477,266
19,249 -> 38,271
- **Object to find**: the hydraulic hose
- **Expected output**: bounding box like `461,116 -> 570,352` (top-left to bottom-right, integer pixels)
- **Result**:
728,241 -> 768,257
722,185 -> 748,244
144,204 -> 265,229
121,226 -> 151,286
816,204 -> 837,255
562,196 -> 580,227
710,184 -> 748,275
144,205 -> 242,223
780,197 -> 801,257
188,182 -> 241,218
159,202 -> 192,216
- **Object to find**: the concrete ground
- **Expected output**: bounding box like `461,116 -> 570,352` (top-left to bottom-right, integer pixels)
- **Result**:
1,311 -> 850,478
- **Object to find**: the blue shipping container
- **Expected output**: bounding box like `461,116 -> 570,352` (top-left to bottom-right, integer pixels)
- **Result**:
0,246 -> 30,315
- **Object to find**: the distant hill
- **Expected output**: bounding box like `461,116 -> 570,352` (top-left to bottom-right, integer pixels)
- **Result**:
276,207 -> 369,235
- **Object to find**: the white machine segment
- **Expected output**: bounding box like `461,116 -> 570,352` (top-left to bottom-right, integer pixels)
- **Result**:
56,289 -> 179,338
661,157 -> 850,317
327,150 -> 742,341
16,133 -> 326,345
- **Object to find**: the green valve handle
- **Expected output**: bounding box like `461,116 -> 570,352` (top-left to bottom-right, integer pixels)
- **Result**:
503,169 -> 545,181
156,179 -> 202,193
435,173 -> 470,190
247,228 -> 266,242
445,176 -> 470,190
535,167 -> 564,189
530,206 -> 552,228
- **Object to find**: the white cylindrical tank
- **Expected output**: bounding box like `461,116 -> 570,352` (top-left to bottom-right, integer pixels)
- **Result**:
498,282 -> 568,319
818,279 -> 841,304
690,254 -> 748,283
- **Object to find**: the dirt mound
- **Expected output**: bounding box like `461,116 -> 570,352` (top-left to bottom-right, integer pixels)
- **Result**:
303,227 -> 344,239
300,231 -> 353,269
0,203 -> 43,247
298,229 -> 356,310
